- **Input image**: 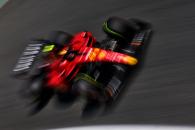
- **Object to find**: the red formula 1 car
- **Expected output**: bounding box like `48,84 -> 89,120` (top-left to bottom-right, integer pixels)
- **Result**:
13,17 -> 152,114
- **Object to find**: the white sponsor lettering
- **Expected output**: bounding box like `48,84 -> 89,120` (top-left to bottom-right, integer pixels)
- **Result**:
13,43 -> 43,72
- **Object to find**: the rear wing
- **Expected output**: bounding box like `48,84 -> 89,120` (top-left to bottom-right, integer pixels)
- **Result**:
12,40 -> 55,78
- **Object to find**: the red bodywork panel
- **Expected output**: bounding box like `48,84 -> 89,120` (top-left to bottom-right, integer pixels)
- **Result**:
45,31 -> 137,91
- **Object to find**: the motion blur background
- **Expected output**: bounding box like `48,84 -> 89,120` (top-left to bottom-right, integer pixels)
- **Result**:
0,0 -> 195,130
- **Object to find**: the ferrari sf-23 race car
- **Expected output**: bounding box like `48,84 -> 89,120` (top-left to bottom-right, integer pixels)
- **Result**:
12,17 -> 152,114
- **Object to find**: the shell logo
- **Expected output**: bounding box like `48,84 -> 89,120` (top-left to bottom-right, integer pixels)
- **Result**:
97,51 -> 106,60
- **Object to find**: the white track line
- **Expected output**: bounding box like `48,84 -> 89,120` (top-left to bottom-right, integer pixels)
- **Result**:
48,125 -> 195,130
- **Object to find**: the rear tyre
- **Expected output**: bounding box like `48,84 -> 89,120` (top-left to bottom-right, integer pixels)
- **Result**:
46,31 -> 73,47
30,87 -> 54,115
20,74 -> 44,98
19,74 -> 54,115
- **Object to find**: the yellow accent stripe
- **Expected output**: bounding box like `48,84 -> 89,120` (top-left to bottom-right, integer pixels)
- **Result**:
123,56 -> 138,65
42,44 -> 55,52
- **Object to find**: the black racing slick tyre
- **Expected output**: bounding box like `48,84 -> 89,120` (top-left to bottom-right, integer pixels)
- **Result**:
103,16 -> 140,41
19,74 -> 44,98
72,79 -> 105,102
47,31 -> 72,47
30,87 -> 54,115
55,91 -> 76,106
19,74 -> 54,115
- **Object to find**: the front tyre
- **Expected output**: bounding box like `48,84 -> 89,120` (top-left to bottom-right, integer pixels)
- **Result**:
103,16 -> 140,42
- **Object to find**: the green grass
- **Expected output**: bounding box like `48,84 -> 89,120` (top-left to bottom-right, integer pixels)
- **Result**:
0,0 -> 8,8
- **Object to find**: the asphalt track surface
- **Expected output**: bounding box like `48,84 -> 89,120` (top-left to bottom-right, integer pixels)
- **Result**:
0,0 -> 195,130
